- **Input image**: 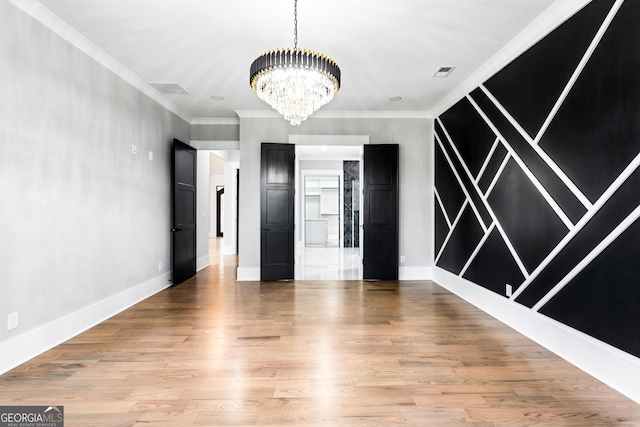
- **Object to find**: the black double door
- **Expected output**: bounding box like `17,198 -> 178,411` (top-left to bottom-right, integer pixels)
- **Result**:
260,142 -> 399,281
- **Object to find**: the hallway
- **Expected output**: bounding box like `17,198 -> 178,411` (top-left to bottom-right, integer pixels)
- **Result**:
295,245 -> 361,280
0,239 -> 639,426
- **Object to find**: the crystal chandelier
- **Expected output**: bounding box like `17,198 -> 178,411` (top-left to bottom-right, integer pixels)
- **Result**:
250,0 -> 341,126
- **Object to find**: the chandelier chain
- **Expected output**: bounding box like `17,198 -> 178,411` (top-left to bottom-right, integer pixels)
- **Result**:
294,0 -> 298,49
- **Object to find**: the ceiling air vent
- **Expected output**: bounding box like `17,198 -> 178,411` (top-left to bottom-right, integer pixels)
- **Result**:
149,82 -> 188,94
433,67 -> 456,78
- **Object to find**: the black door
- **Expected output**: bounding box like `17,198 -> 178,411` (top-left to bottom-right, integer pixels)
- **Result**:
260,143 -> 295,281
363,144 -> 399,280
172,139 -> 197,286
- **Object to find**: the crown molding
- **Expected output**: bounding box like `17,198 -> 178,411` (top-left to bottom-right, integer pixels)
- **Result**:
10,0 -> 192,123
191,118 -> 240,125
234,110 -> 432,120
234,110 -> 291,119
289,134 -> 370,146
190,140 -> 240,150
311,110 -> 432,119
431,0 -> 592,117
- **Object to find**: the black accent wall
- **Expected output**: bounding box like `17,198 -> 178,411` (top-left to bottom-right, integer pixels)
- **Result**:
435,0 -> 640,358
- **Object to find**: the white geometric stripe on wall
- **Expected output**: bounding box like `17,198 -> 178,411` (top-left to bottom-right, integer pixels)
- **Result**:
532,0 -> 624,146
434,188 -> 452,229
435,123 -> 529,278
437,0 -> 640,310
436,0 -> 640,360
435,199 -> 467,264
479,85 -> 592,210
438,99 -> 640,308
459,222 -> 496,277
465,95 -> 575,230
532,204 -> 640,312
435,133 -> 488,233
485,151 -> 511,199
475,137 -> 500,184
511,150 -> 640,301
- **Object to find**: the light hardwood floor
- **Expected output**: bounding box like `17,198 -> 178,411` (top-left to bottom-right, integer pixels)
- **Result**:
1,238 -> 639,426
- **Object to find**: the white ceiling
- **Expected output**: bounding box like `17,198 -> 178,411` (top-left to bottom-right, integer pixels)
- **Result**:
36,0 -> 560,120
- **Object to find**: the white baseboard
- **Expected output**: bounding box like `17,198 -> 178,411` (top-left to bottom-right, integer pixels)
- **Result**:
399,266 -> 433,280
433,267 -> 640,405
237,267 -> 260,281
0,272 -> 172,375
196,255 -> 210,271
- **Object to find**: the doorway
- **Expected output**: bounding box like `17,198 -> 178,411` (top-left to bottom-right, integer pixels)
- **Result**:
294,145 -> 362,280
208,150 -> 239,258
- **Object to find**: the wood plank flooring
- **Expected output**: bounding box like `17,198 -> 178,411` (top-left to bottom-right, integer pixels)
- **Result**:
1,238 -> 639,426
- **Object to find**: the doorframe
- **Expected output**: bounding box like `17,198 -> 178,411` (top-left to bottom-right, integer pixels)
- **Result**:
236,168 -> 240,255
290,136 -> 368,281
216,186 -> 224,237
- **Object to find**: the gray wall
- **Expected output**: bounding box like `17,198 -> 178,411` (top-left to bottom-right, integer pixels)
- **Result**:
299,160 -> 343,171
191,124 -> 239,141
0,1 -> 189,345
238,117 -> 433,279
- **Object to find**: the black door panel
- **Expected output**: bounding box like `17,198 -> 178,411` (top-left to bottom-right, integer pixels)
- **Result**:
261,143 -> 295,281
172,139 -> 197,286
363,144 -> 399,280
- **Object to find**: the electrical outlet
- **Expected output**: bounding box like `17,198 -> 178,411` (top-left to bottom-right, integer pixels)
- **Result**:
400,255 -> 405,264
7,312 -> 18,330
506,284 -> 513,297
158,261 -> 163,272
131,145 -> 137,155
149,151 -> 153,160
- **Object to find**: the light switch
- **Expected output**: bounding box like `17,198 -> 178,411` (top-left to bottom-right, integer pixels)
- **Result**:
8,312 -> 18,330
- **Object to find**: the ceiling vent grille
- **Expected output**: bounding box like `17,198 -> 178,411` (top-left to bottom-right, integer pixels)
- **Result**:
149,82 -> 188,94
433,67 -> 456,78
